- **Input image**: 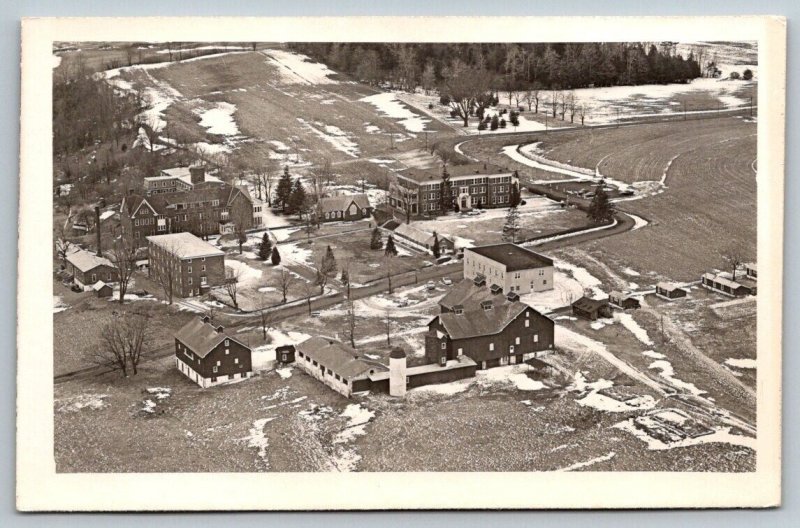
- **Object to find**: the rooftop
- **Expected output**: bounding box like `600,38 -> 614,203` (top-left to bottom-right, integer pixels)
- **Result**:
318,193 -> 371,213
572,296 -> 609,312
175,317 -> 246,359
296,337 -> 384,380
656,282 -> 684,292
146,232 -> 225,259
466,243 -> 554,271
66,248 -> 114,273
397,163 -> 511,183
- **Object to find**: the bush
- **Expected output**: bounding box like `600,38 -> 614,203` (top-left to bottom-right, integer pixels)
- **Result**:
499,118 -> 507,128
449,109 -> 458,118
520,199 -> 526,206
428,102 -> 434,109
490,115 -> 499,130
453,203 -> 460,213
518,106 -> 525,112
742,69 -> 753,81
729,71 -> 741,80
477,121 -> 487,131
439,94 -> 451,105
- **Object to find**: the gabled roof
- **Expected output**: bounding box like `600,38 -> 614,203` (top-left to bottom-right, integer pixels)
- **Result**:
656,282 -> 684,292
175,317 -> 247,359
66,248 -> 114,273
439,279 -> 498,310
466,244 -> 553,271
296,336 -> 379,379
92,281 -> 111,291
436,301 -> 529,340
702,273 -> 748,290
572,296 -> 609,312
394,223 -> 452,247
318,193 -> 371,214
146,232 -> 225,259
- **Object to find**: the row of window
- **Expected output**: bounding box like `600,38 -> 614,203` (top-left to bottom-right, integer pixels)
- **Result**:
440,334 -> 539,352
296,350 -> 348,384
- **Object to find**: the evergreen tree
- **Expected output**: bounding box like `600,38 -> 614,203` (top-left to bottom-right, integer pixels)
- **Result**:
432,231 -> 441,258
586,183 -> 615,224
384,234 -> 398,256
509,179 -> 522,207
370,227 -> 383,250
439,165 -> 453,213
271,245 -> 281,266
288,179 -> 307,216
258,232 -> 272,261
317,245 -> 338,294
503,206 -> 521,243
490,114 -> 499,130
276,166 -> 293,212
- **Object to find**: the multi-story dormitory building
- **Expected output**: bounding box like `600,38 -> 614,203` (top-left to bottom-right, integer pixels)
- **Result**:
388,163 -> 518,217
120,164 -> 260,246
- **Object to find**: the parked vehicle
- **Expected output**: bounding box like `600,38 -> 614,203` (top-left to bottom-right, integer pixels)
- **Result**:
442,277 -> 453,285
310,311 -> 321,317
426,281 -> 436,290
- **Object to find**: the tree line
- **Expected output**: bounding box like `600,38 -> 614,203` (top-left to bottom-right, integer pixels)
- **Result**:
288,42 -> 702,93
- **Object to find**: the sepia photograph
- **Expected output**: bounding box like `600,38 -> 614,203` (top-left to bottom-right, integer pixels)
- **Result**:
17,15 -> 785,511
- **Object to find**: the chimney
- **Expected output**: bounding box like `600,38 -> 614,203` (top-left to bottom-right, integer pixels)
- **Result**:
216,325 -> 225,334
94,205 -> 102,257
189,165 -> 205,184
481,300 -> 493,311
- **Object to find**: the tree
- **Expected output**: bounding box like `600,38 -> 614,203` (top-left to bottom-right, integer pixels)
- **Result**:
258,232 -> 272,261
722,246 -> 747,281
503,206 -> 521,243
271,245 -> 281,266
490,114 -> 499,130
441,59 -> 491,127
232,205 -> 251,255
421,61 -> 436,94
344,300 -> 357,347
370,227 -> 383,250
277,268 -> 292,303
95,310 -> 151,377
109,234 -> 137,304
509,180 -> 522,207
256,295 -> 274,341
54,224 -> 74,267
288,179 -> 307,217
432,231 -> 441,258
384,306 -> 393,346
275,166 -> 293,212
525,81 -> 542,113
316,245 -> 337,294
742,69 -> 753,81
586,183 -> 615,224
578,102 -> 589,126
384,234 -> 398,257
224,265 -> 242,309
567,91 -> 577,123
550,88 -> 560,117
340,259 -> 352,298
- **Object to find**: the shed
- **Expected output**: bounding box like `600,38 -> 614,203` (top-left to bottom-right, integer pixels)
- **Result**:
609,290 -> 640,310
655,282 -> 687,300
571,296 -> 613,321
92,281 -> 113,298
744,263 -> 757,280
275,345 -> 296,364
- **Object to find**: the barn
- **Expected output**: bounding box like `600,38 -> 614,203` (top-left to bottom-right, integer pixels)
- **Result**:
174,316 -> 252,388
571,297 -> 613,321
655,282 -> 688,300
609,291 -> 640,310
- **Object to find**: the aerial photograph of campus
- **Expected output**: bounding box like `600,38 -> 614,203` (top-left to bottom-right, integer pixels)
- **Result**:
52,40 -> 758,472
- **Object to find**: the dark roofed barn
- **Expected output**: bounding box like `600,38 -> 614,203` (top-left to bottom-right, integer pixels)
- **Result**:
175,316 -> 252,388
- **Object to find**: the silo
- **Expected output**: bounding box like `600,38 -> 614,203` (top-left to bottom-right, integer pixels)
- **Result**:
389,347 -> 407,397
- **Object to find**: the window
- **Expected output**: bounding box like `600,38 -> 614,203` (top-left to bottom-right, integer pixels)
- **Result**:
489,343 -> 494,351
441,342 -> 446,349
216,361 -> 221,366
201,265 -> 206,272
188,266 -> 192,273
234,358 -> 239,364
225,349 -> 229,355
534,334 -> 539,343
213,366 -> 218,373
188,278 -> 193,285
515,337 -> 521,345
224,339 -> 229,346
457,348 -> 463,357
201,276 -> 207,285
440,356 -> 447,366
509,345 -> 515,354
525,320 -> 530,328
91,273 -> 97,282
543,280 -> 547,285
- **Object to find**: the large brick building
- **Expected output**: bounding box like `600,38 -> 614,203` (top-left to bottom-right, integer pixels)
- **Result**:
147,232 -> 225,298
120,165 -> 257,246
388,163 -> 518,216
464,243 -> 554,295
426,278 -> 555,370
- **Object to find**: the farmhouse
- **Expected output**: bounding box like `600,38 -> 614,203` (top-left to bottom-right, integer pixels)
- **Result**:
655,282 -> 688,300
389,163 -> 518,216
701,272 -> 756,297
463,243 -> 554,295
317,193 -> 372,222
392,223 -> 456,255
65,248 -> 117,290
571,297 -> 613,321
174,316 -> 253,388
147,232 -> 225,298
609,291 -> 641,310
426,279 -> 555,370
121,165 -> 256,245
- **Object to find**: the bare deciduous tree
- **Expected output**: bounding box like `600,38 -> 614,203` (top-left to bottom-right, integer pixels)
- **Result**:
224,265 -> 243,309
256,294 -> 274,341
722,246 -> 748,281
95,310 -> 151,377
109,234 -> 137,303
441,59 -> 491,127
344,300 -> 357,347
277,268 -> 293,304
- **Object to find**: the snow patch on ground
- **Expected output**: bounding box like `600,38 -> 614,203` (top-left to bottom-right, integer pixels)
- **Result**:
360,92 -> 431,132
725,358 -> 756,369
559,451 -> 616,471
225,259 -> 263,288
57,393 -> 109,413
53,296 -> 69,314
244,417 -> 277,467
477,365 -> 547,391
297,118 -> 360,158
648,360 -> 706,396
615,312 -> 653,346
262,49 -> 340,85
196,101 -> 239,135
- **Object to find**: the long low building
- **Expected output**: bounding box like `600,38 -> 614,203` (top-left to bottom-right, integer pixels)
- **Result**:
701,272 -> 756,297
